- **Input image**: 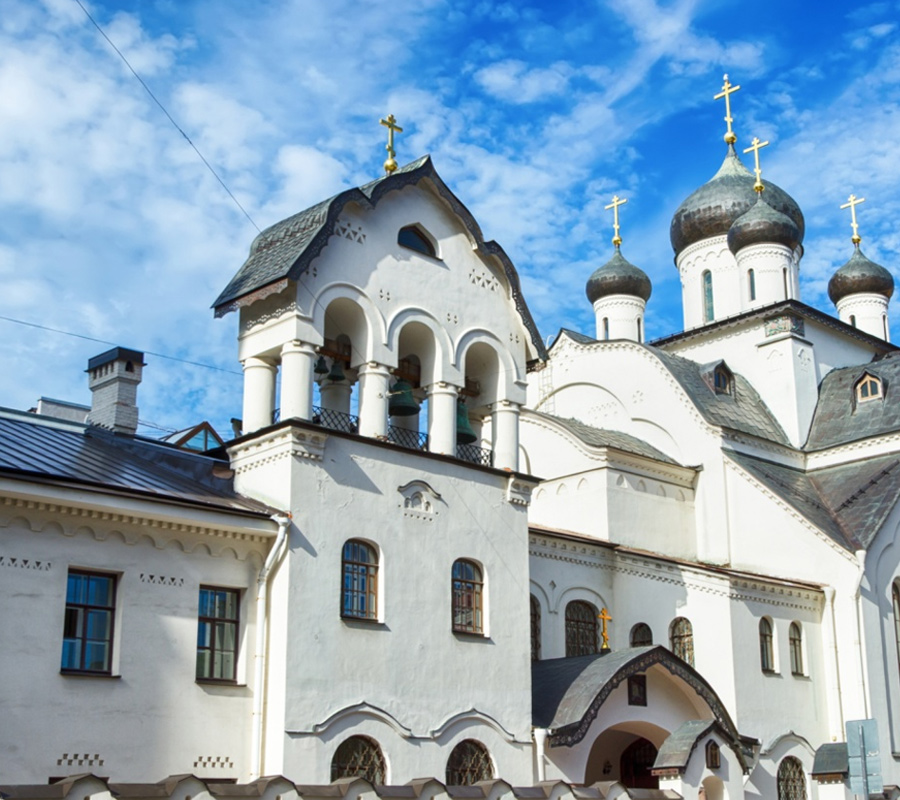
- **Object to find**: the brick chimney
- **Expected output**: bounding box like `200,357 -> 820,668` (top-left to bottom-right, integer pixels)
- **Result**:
85,347 -> 145,435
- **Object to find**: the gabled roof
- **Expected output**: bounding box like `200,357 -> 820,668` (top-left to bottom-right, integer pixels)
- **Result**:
727,451 -> 900,550
530,412 -> 679,465
213,155 -> 547,361
0,410 -> 274,518
806,351 -> 900,450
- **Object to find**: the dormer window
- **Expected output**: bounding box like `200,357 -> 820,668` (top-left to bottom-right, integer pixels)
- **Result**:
714,365 -> 732,395
856,373 -> 883,403
398,225 -> 437,258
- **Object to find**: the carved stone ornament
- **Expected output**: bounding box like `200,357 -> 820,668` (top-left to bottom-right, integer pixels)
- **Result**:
764,314 -> 805,338
397,480 -> 442,520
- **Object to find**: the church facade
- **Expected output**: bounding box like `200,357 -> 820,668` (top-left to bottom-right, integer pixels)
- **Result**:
2,91 -> 900,800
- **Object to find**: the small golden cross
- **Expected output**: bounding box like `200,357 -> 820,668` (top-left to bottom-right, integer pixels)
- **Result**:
743,136 -> 770,193
714,74 -> 741,145
598,607 -> 612,650
604,195 -> 627,247
841,194 -> 866,245
379,114 -> 403,175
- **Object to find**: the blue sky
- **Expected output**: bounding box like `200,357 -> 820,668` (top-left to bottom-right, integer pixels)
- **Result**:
1,0 -> 899,437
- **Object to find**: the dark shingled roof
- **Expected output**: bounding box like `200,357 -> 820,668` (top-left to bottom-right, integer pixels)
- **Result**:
531,412 -> 678,465
727,451 -> 900,551
652,350 -> 790,445
812,743 -> 849,777
0,411 -> 274,517
653,720 -> 717,771
213,155 -> 547,361
806,352 -> 900,450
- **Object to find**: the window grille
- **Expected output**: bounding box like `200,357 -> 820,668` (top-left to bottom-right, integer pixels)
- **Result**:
630,622 -> 652,647
670,617 -> 694,667
331,736 -> 386,784
446,740 -> 493,785
566,601 -> 598,657
777,757 -> 807,800
530,595 -> 541,661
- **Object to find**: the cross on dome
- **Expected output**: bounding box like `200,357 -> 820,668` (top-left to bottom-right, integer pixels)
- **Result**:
380,114 -> 404,175
841,193 -> 866,245
605,195 -> 627,247
743,136 -> 770,193
714,74 -> 741,145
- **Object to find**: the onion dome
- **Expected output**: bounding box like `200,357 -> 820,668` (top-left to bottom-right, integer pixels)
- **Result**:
670,145 -> 805,257
827,247 -> 895,304
727,195 -> 801,254
585,248 -> 652,303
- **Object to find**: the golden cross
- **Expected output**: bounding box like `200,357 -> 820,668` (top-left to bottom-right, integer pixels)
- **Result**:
379,114 -> 403,175
840,194 -> 866,245
604,195 -> 627,247
743,136 -> 770,193
714,74 -> 741,145
598,607 -> 612,650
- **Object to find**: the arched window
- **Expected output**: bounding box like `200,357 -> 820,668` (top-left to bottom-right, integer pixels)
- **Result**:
452,559 -> 483,634
637,318 -> 643,343
630,622 -> 652,647
398,225 -> 436,257
783,267 -> 790,300
566,600 -> 598,657
850,314 -> 857,328
748,269 -> 756,301
893,584 -> 900,677
702,270 -> 714,322
331,735 -> 386,784
446,739 -> 493,785
341,540 -> 378,620
884,314 -> 889,340
856,373 -> 883,403
789,622 -> 803,675
530,594 -> 541,661
705,740 -> 721,769
603,317 -> 610,340
759,617 -> 774,672
670,617 -> 694,666
713,364 -> 732,394
777,756 -> 807,800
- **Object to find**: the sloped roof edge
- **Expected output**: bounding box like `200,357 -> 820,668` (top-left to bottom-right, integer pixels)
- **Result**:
213,155 -> 547,361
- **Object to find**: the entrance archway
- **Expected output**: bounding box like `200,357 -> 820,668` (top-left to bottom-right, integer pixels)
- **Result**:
620,737 -> 659,789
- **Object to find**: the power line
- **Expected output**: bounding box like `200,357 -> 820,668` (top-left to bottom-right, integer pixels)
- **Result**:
0,314 -> 242,376
72,0 -> 261,234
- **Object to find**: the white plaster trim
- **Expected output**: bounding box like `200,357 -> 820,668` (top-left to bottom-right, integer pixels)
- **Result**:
430,708 -> 525,743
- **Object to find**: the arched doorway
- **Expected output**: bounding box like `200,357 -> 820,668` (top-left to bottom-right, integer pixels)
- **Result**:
620,737 -> 659,789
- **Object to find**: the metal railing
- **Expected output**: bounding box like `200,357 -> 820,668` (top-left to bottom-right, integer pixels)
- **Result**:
457,442 -> 492,467
387,425 -> 429,450
310,405 -> 359,434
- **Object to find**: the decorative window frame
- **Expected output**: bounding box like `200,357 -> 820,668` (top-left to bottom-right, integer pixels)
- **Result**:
855,372 -> 884,404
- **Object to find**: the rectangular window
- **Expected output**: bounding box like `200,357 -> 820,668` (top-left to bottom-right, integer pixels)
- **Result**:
61,570 -> 116,674
197,587 -> 239,682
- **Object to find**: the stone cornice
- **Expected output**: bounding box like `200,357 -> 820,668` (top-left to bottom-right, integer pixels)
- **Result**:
806,432 -> 900,469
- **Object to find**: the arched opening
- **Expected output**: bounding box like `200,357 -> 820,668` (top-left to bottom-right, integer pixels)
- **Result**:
460,341 -> 503,465
620,737 -> 659,789
630,622 -> 653,647
759,617 -> 774,672
702,270 -> 714,322
777,756 -> 807,800
702,775 -> 726,800
391,321 -> 438,450
670,617 -> 694,666
331,735 -> 386,784
316,298 -> 370,430
566,600 -> 598,657
446,739 -> 493,785
748,269 -> 756,302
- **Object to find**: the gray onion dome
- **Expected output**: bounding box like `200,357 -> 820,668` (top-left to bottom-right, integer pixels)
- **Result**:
670,145 -> 805,257
828,247 -> 894,304
727,195 -> 801,254
585,248 -> 652,304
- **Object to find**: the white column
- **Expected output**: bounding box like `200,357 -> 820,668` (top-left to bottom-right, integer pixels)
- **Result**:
357,362 -> 391,439
426,382 -> 458,456
242,356 -> 277,434
279,340 -> 316,422
491,400 -> 520,471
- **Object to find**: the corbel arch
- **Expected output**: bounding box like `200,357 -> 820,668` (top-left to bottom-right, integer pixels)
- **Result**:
312,283 -> 387,366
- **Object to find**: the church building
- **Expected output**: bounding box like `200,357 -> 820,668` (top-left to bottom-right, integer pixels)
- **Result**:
1,81 -> 899,800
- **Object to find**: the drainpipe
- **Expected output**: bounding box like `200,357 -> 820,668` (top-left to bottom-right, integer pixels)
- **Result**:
533,728 -> 549,782
853,550 -> 871,718
250,513 -> 291,779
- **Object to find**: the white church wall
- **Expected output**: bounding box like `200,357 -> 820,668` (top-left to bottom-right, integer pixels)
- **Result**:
0,495 -> 271,784
744,735 -> 817,800
233,431 -> 534,784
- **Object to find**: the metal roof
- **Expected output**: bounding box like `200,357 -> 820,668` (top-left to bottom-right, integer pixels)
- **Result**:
0,410 -> 274,517
213,155 -> 547,362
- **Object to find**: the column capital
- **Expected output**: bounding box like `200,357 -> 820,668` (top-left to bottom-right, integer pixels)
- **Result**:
491,399 -> 521,412
357,361 -> 393,377
243,356 -> 277,370
281,340 -> 317,356
424,381 -> 461,397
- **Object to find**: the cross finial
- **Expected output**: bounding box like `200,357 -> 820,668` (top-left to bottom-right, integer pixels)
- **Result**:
604,195 -> 628,247
840,194 -> 866,246
379,114 -> 404,175
598,607 -> 612,652
743,136 -> 770,193
714,74 -> 741,145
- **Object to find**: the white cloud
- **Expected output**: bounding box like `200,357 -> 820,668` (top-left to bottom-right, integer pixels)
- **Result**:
474,59 -> 574,103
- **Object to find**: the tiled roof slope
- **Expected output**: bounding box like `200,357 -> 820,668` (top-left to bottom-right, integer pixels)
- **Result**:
0,412 -> 274,517
652,350 -> 790,445
806,351 -> 900,450
213,155 -> 547,361
532,412 -> 678,465
727,451 -> 900,550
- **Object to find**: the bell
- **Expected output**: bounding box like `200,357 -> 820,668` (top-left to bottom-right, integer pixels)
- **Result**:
388,379 -> 419,417
456,399 -> 477,445
314,355 -> 329,375
327,358 -> 346,383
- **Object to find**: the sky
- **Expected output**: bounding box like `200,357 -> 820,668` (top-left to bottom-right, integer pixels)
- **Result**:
1,0 -> 900,438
